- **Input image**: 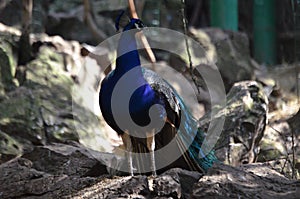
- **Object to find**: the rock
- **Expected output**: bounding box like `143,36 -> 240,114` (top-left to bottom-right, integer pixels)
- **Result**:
46,164 -> 300,198
0,142 -> 108,199
46,1 -> 117,44
0,130 -> 23,164
199,81 -> 269,166
169,28 -> 257,91
1,144 -> 299,199
0,35 -> 16,91
287,109 -> 300,176
0,80 -> 5,100
21,142 -> 108,177
154,174 -> 182,198
70,175 -> 150,199
0,158 -> 99,199
0,42 -> 86,146
153,168 -> 202,198
48,0 -> 82,13
268,64 -> 300,94
0,0 -> 49,33
0,0 -> 22,28
0,87 -> 46,145
46,8 -> 97,44
70,168 -> 201,198
91,0 -> 128,12
287,109 -> 300,136
0,0 -> 116,44
191,163 -> 300,199
258,122 -> 291,162
0,23 -> 114,155
23,44 -> 101,147
256,109 -> 300,178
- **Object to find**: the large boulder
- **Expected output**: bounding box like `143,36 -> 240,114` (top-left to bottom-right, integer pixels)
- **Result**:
0,33 -> 16,92
0,25 -> 113,160
46,0 -> 122,44
0,44 -> 81,146
169,28 -> 257,91
258,109 -> 300,178
0,142 -> 109,199
1,146 -> 299,198
191,163 -> 300,198
0,0 -> 49,33
1,143 -> 299,199
0,0 -> 118,44
0,87 -> 46,146
0,130 -> 23,164
46,7 -> 97,44
199,81 -> 269,166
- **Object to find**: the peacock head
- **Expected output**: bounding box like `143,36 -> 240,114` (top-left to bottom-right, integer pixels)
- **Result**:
126,18 -> 145,31
115,11 -> 145,32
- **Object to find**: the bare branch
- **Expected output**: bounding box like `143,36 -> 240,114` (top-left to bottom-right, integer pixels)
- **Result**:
83,0 -> 106,42
128,0 -> 156,70
128,0 -> 138,19
17,0 -> 33,66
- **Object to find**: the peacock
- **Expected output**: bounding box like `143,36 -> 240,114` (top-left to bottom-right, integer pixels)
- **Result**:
99,14 -> 217,176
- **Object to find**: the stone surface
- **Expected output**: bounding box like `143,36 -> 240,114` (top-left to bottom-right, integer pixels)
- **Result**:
21,142 -> 108,177
0,45 -> 81,149
47,7 -> 97,44
199,81 -> 269,166
0,130 -> 23,164
258,122 -> 291,162
0,0 -> 49,33
0,23 -> 113,161
0,143 -> 108,199
2,153 -> 297,199
169,28 -> 257,92
0,35 -> 16,91
153,168 -> 202,198
191,163 -> 300,199
257,107 -> 300,178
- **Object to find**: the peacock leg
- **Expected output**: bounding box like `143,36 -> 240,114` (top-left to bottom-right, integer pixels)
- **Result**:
147,129 -> 156,176
121,132 -> 134,176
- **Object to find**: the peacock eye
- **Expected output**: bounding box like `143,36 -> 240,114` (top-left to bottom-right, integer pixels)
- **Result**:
134,21 -> 145,30
134,23 -> 139,30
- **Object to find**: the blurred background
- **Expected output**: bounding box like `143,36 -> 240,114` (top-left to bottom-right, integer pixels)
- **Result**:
0,0 -> 298,64
0,0 -> 299,179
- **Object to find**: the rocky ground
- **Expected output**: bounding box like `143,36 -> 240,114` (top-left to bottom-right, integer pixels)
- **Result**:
0,0 -> 300,198
0,143 -> 299,198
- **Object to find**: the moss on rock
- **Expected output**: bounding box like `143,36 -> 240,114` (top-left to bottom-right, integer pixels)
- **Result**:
0,39 -> 16,91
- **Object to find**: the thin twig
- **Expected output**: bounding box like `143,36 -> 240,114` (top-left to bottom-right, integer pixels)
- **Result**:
181,0 -> 193,72
137,33 -> 157,69
291,127 -> 296,179
83,0 -> 106,42
181,0 -> 200,94
269,125 -> 295,178
18,0 -> 32,66
128,0 -> 156,70
292,0 -> 300,103
296,65 -> 300,105
292,0 -> 299,179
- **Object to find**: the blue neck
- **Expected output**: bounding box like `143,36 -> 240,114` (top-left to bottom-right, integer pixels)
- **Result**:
115,31 -> 142,75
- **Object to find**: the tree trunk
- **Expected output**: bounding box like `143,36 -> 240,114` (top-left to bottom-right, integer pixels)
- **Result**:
17,0 -> 32,66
